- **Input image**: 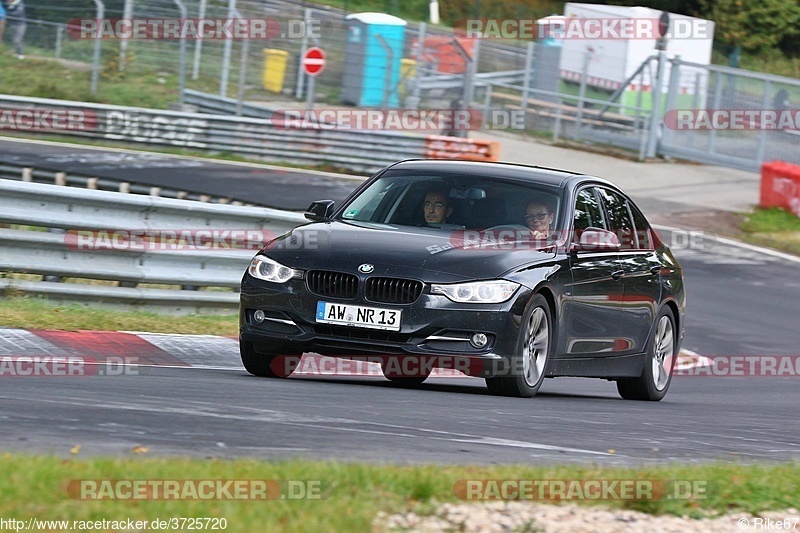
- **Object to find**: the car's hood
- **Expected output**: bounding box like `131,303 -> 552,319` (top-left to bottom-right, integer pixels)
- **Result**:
262,220 -> 556,282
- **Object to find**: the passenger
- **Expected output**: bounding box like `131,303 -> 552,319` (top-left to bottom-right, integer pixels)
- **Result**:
523,199 -> 555,240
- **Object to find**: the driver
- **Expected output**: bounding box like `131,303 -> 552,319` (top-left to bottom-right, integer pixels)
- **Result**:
423,188 -> 453,225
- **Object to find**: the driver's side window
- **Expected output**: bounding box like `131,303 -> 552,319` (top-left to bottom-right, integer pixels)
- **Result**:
573,187 -> 605,242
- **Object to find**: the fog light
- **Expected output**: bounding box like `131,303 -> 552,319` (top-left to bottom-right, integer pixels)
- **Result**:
470,333 -> 488,349
253,309 -> 266,324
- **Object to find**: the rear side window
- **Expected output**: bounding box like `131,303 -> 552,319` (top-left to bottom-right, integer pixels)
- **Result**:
572,187 -> 605,241
597,188 -> 636,250
629,203 -> 654,250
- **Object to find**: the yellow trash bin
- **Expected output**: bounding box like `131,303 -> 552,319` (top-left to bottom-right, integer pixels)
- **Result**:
400,58 -> 416,98
263,49 -> 290,93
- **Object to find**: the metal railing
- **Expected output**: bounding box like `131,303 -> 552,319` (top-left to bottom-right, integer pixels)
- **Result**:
0,178 -> 307,313
0,94 -> 499,173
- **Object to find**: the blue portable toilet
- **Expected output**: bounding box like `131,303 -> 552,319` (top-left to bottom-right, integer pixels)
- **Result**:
342,13 -> 407,108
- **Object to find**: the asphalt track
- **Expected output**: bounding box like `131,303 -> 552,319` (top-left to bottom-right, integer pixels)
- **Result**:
0,137 -> 363,210
1,140 -> 799,464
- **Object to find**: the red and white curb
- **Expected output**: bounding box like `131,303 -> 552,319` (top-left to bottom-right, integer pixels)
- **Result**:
0,328 -> 709,377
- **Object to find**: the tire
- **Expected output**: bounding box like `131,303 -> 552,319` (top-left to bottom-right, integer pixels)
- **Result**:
486,294 -> 552,398
240,340 -> 299,378
617,307 -> 677,401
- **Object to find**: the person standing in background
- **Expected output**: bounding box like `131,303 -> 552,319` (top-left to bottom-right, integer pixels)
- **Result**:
2,0 -> 25,59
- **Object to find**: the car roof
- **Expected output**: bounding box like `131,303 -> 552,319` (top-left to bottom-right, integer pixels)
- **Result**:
386,159 -> 616,189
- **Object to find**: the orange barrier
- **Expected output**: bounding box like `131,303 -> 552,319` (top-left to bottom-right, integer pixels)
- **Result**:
760,161 -> 800,217
424,135 -> 500,162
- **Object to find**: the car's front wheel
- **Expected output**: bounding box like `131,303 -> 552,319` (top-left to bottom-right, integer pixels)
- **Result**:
240,341 -> 299,378
617,307 -> 677,401
486,294 -> 552,398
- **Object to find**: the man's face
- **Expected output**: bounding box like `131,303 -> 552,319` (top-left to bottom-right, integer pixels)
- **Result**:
524,203 -> 554,234
424,192 -> 451,224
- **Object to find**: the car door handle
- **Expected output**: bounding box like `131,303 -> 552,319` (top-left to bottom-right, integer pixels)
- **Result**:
650,266 -> 662,275
611,270 -> 624,280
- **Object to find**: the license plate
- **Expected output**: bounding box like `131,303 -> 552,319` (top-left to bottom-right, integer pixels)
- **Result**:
316,301 -> 401,331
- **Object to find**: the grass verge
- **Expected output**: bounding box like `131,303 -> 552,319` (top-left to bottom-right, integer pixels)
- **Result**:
0,455 -> 798,532
738,207 -> 800,257
0,296 -> 237,336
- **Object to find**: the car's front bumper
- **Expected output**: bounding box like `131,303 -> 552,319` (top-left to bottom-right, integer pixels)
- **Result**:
239,274 -> 531,378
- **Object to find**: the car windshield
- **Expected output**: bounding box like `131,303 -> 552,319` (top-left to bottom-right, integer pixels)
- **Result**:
338,170 -> 562,232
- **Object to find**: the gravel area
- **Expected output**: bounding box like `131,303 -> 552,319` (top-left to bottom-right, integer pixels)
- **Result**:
375,502 -> 799,532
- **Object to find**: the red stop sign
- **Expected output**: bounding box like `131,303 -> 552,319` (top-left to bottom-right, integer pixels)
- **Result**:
302,47 -> 326,77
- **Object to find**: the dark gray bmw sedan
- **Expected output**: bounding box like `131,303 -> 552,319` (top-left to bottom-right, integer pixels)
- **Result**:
239,160 -> 685,400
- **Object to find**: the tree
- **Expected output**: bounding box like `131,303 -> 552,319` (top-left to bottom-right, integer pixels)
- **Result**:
701,0 -> 800,53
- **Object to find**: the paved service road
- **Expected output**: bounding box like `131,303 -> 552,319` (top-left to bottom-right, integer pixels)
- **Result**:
0,138 -> 363,209
1,235 -> 799,465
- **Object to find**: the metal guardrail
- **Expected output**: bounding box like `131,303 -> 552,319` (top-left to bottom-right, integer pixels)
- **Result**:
0,162 -> 250,205
0,94 -> 500,174
0,179 -> 307,312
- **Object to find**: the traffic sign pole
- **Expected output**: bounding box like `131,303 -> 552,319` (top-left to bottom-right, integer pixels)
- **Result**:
306,74 -> 316,111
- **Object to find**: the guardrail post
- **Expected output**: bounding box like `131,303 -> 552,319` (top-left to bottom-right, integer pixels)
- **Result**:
22,168 -> 33,182
55,172 -> 67,186
90,0 -> 105,95
87,178 -> 99,189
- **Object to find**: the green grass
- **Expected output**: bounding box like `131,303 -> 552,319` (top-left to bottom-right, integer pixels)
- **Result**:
0,296 -> 237,335
737,207 -> 800,256
0,455 -> 798,532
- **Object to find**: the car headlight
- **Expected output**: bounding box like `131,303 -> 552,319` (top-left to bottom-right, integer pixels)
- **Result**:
431,280 -> 519,303
247,254 -> 296,283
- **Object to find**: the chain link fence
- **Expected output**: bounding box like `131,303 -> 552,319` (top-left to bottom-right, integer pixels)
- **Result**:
4,0 -> 800,172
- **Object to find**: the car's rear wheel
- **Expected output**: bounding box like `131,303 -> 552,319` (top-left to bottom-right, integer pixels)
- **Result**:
486,294 -> 552,398
240,340 -> 299,378
617,307 -> 676,401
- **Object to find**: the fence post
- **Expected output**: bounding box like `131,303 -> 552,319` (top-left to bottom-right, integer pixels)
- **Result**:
236,29 -> 251,116
707,70 -> 723,154
481,84 -> 492,129
295,8 -> 312,100
192,0 -> 208,80
173,0 -> 188,107
120,0 -> 133,71
220,0 -> 237,97
408,21 -> 426,109
521,41 -> 534,113
756,80 -> 772,166
553,98 -> 562,143
575,46 -> 592,141
660,55 -> 681,157
645,50 -> 666,158
55,25 -> 65,59
90,0 -> 105,95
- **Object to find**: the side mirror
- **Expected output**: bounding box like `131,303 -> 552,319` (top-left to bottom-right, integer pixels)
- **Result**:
305,200 -> 335,222
571,228 -> 621,252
